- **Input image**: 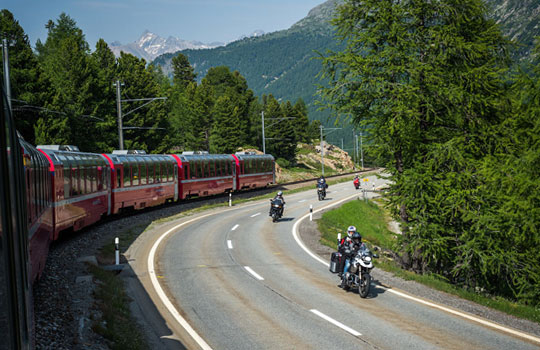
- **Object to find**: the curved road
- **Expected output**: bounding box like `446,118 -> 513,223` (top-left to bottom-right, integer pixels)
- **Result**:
127,176 -> 540,349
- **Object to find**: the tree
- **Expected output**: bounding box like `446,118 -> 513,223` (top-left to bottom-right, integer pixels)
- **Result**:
292,98 -> 309,143
321,0 -> 513,292
1,10 -> 50,144
89,39 -> 118,152
115,52 -> 169,152
34,13 -> 98,150
209,95 -> 242,153
264,95 -> 296,162
171,53 -> 196,88
203,66 -> 254,146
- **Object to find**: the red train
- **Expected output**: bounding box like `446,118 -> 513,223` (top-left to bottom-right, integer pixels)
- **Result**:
24,143 -> 275,282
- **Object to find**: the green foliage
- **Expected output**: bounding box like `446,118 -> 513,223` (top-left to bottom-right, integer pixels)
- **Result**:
171,53 -> 196,88
1,10 -> 49,144
319,0 -> 540,307
209,95 -> 242,153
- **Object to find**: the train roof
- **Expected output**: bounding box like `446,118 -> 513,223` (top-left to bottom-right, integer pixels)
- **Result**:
174,153 -> 235,162
104,153 -> 175,165
37,146 -> 108,166
233,152 -> 274,161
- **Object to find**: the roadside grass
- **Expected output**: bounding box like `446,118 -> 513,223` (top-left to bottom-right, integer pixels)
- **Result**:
318,198 -> 396,249
317,198 -> 540,324
89,264 -> 148,350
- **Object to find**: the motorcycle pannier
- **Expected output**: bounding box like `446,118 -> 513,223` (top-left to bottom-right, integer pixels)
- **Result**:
329,252 -> 342,273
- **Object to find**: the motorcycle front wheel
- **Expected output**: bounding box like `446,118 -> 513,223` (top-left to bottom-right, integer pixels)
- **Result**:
359,273 -> 371,298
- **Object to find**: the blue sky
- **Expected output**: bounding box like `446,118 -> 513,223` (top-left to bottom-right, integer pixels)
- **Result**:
4,0 -> 326,48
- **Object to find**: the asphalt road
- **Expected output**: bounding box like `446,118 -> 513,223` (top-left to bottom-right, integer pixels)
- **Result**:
128,176 -> 540,350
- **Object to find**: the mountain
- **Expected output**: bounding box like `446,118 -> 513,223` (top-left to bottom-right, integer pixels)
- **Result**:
153,0 -> 343,123
152,0 -> 539,148
109,30 -> 225,62
489,0 -> 540,59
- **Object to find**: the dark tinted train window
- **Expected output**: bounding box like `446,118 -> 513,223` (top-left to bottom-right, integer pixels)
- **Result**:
124,165 -> 131,187
132,162 -> 139,186
148,160 -> 154,184
140,162 -> 147,185
167,163 -> 174,182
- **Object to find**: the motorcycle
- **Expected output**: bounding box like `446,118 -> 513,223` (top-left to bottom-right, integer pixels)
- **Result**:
269,198 -> 284,222
317,182 -> 326,201
330,234 -> 377,298
353,177 -> 360,190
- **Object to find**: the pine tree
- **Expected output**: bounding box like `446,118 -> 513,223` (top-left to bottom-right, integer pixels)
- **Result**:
209,95 -> 241,153
171,53 -> 196,88
1,10 -> 50,144
321,0 -> 512,288
293,98 -> 309,143
34,13 -> 99,150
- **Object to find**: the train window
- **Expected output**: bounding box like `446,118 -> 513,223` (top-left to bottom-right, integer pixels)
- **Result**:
71,166 -> 77,196
202,161 -> 206,178
91,166 -> 97,192
62,159 -> 70,198
159,162 -> 163,182
167,162 -> 174,182
184,164 -> 188,180
124,164 -> 131,187
148,160 -> 154,184
140,161 -> 147,185
190,161 -> 196,179
117,167 -> 122,188
208,161 -> 214,178
132,161 -> 139,186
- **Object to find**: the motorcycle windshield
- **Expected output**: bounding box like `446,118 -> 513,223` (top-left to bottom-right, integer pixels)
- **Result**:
272,199 -> 283,206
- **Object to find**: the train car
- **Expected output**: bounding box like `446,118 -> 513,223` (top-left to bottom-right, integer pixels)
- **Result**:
37,145 -> 111,240
101,150 -> 178,213
20,140 -> 54,281
233,152 -> 275,191
171,152 -> 236,199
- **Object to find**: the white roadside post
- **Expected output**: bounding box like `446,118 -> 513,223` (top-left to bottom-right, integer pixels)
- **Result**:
229,193 -> 232,207
310,204 -> 313,221
115,237 -> 120,265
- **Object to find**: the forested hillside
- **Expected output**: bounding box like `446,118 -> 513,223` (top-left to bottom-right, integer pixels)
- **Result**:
153,0 -> 539,152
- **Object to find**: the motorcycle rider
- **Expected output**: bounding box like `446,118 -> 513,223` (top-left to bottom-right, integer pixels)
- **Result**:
353,174 -> 360,189
317,175 -> 328,195
339,226 -> 362,288
270,191 -> 285,217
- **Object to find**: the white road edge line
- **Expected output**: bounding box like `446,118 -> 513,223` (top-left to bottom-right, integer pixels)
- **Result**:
148,212 -> 216,350
231,224 -> 239,231
298,199 -> 307,203
292,186 -> 540,345
310,309 -> 362,336
250,212 -> 261,217
244,266 -> 264,280
227,240 -> 233,249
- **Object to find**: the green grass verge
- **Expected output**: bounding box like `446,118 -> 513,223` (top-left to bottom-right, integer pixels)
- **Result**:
318,198 -> 396,249
317,198 -> 540,324
89,265 -> 149,350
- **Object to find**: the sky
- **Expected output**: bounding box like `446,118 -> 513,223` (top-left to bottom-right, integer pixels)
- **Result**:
4,0 -> 326,48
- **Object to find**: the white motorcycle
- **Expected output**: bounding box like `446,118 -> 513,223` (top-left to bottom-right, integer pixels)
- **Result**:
331,233 -> 377,298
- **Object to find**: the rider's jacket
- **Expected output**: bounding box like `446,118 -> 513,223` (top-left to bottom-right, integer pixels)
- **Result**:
338,238 -> 361,257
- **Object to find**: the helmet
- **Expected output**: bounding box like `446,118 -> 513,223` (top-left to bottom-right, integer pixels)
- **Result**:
347,225 -> 356,233
277,191 -> 283,196
352,232 -> 362,244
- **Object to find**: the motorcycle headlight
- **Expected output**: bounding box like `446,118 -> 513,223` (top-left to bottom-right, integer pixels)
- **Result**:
363,256 -> 372,263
